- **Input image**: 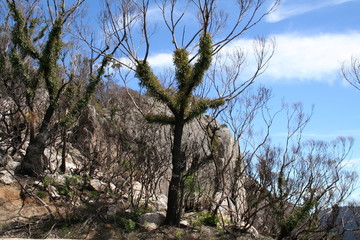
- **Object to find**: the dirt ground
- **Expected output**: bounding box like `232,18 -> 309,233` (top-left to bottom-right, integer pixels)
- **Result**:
0,185 -> 57,223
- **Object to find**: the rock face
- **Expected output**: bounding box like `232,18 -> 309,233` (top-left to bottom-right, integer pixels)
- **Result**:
71,89 -> 246,221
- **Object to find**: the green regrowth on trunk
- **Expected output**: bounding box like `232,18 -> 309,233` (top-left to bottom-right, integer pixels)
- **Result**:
135,33 -> 224,226
136,33 -> 224,124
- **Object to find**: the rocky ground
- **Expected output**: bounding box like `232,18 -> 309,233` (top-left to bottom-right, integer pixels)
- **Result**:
0,95 -> 266,240
0,182 -> 267,240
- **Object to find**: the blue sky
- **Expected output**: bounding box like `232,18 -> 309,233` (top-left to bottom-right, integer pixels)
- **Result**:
241,0 -> 360,201
257,0 -> 360,201
89,0 -> 360,200
266,0 -> 360,188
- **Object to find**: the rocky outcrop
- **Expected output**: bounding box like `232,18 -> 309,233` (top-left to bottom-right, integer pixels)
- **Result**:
70,89 -> 246,220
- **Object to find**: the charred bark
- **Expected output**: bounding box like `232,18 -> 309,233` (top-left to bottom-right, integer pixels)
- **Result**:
20,104 -> 55,177
165,121 -> 186,226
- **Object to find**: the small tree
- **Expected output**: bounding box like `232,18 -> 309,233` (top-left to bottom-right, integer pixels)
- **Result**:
2,0 -> 113,176
100,0 -> 279,226
136,33 -> 226,225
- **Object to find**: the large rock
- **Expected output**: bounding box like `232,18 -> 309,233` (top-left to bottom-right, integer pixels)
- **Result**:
138,212 -> 166,230
150,194 -> 168,210
43,145 -> 84,173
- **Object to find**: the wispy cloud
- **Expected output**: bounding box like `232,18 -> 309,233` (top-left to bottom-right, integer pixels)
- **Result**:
273,131 -> 359,140
341,157 -> 360,168
267,0 -> 357,23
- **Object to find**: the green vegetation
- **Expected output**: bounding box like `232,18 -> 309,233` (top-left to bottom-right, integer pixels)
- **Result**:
0,1 -> 358,239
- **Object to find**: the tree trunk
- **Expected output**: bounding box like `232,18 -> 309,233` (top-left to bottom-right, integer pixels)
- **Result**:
21,131 -> 49,177
165,121 -> 186,226
60,127 -> 67,173
21,104 -> 55,177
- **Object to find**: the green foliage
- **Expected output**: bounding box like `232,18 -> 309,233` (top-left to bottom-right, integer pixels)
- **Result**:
57,224 -> 72,237
40,16 -> 63,102
65,175 -> 81,187
183,174 -> 203,195
54,175 -> 81,197
58,186 -> 74,197
115,207 -> 152,232
183,175 -> 196,193
5,1 -> 111,176
175,230 -> 184,239
196,211 -> 220,227
119,218 -> 136,232
174,48 -> 191,90
190,33 -> 212,91
61,54 -> 112,128
131,207 -> 152,221
185,98 -> 225,122
280,199 -> 317,238
134,32 -> 224,225
42,176 -> 53,188
136,61 -> 173,109
135,33 -> 224,127
36,190 -> 48,199
144,114 -> 176,125
9,48 -> 35,106
8,1 -> 40,59
89,190 -> 100,198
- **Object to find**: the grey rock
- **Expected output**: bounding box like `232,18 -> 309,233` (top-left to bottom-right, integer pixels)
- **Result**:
0,170 -> 14,185
89,179 -> 108,192
0,154 -> 9,167
34,180 -> 44,187
150,194 -> 168,210
106,204 -> 118,216
5,160 -> 21,172
47,185 -> 61,199
138,212 -> 166,230
52,174 -> 67,186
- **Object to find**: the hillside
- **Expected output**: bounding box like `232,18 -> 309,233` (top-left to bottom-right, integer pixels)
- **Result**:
0,87 -> 259,239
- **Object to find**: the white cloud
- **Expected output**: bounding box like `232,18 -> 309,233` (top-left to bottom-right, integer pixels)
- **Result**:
267,0 -> 357,23
262,33 -> 360,83
145,7 -> 164,25
145,32 -> 360,84
211,32 -> 360,84
147,53 -> 173,68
